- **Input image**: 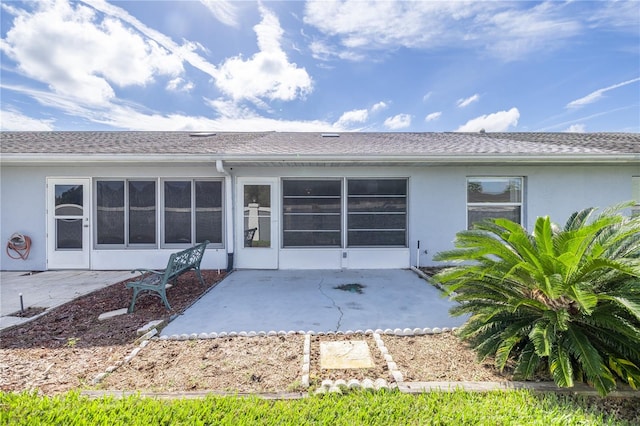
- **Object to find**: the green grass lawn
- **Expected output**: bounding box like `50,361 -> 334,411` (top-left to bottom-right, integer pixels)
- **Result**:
2,390 -> 637,425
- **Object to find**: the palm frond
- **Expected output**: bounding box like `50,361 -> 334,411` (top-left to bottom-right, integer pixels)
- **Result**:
513,341 -> 542,380
549,344 -> 573,388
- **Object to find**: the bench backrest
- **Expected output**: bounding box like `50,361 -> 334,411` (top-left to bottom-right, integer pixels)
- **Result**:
165,241 -> 209,279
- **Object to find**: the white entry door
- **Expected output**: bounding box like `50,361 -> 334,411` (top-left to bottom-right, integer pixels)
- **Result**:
235,178 -> 279,269
47,178 -> 91,269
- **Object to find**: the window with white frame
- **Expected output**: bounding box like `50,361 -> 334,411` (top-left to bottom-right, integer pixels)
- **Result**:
347,179 -> 407,246
96,180 -> 156,246
95,178 -> 223,248
467,177 -> 523,229
281,178 -> 408,248
632,177 -> 640,217
163,180 -> 223,246
282,179 -> 342,247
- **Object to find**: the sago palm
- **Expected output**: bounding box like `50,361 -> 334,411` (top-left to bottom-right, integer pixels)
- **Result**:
432,203 -> 640,396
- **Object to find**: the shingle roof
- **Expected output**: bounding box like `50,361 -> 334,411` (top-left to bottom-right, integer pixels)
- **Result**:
1,131 -> 639,163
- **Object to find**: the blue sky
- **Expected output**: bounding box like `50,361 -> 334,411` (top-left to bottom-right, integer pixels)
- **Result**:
1,0 -> 639,132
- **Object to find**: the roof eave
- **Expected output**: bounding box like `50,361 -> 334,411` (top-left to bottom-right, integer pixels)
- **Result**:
1,153 -> 638,165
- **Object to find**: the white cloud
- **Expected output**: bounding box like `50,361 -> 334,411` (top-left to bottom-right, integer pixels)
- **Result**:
422,92 -> 433,102
1,0 -> 184,105
0,83 -> 335,132
588,0 -> 640,31
425,112 -> 442,122
166,77 -> 194,93
371,101 -> 388,113
0,108 -> 55,130
457,94 -> 480,108
215,5 -> 313,103
384,113 -> 412,130
456,107 -> 520,132
564,123 -> 586,133
479,2 -> 582,60
304,0 -> 584,61
83,0 -> 218,79
566,77 -> 640,109
309,39 -> 367,62
199,0 -> 239,27
335,109 -> 368,127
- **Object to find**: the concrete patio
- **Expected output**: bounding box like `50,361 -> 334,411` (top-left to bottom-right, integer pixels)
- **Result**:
0,269 -> 465,334
160,269 -> 465,337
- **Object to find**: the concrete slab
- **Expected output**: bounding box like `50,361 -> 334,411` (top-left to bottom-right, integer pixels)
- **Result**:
320,341 -> 374,369
161,269 -> 467,336
0,270 -> 133,330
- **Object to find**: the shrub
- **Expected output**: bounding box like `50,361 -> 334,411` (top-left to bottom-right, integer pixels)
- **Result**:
432,203 -> 640,396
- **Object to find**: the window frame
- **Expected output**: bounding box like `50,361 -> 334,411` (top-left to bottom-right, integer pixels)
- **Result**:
466,176 -> 524,229
94,178 -> 158,248
280,177 -> 409,249
281,178 -> 343,248
93,177 -> 225,250
346,178 -> 408,248
161,178 -> 225,249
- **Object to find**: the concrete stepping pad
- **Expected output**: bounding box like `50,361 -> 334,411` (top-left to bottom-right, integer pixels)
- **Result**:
320,340 -> 374,369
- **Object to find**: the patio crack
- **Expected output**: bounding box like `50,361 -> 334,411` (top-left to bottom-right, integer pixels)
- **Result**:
317,279 -> 343,332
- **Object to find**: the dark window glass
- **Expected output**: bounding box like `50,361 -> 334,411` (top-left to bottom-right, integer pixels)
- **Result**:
283,180 -> 341,197
282,180 -> 341,247
467,177 -> 523,229
348,213 -> 407,230
55,185 -> 83,216
283,231 -> 341,247
467,178 -> 521,203
347,179 -> 407,247
348,231 -> 406,246
56,219 -> 82,249
196,181 -> 223,244
129,181 -> 156,244
348,179 -> 407,196
468,206 -> 521,229
165,181 -> 192,244
96,181 -> 124,245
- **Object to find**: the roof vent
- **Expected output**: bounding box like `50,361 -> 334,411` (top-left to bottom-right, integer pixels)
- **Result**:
189,132 -> 217,137
479,129 -> 486,134
321,133 -> 340,138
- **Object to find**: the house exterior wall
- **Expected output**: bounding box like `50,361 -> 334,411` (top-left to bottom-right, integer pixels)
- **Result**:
231,164 -> 636,268
1,162 -> 636,271
0,164 -> 228,271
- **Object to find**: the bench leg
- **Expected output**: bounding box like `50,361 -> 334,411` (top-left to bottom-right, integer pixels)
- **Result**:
128,287 -> 140,313
195,268 -> 205,285
159,288 -> 172,311
128,286 -> 172,313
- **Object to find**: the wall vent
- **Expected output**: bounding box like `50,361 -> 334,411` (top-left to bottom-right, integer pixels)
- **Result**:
321,133 -> 340,138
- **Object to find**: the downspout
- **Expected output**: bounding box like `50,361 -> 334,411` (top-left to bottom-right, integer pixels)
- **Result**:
216,160 -> 235,271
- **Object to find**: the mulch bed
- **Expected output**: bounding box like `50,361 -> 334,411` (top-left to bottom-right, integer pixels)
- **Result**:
0,270 -> 225,349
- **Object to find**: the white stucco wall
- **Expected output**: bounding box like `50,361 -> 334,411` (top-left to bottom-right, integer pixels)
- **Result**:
1,162 -> 637,271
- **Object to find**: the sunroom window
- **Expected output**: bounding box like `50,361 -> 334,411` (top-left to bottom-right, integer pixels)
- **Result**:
347,179 -> 407,246
163,180 -> 223,246
467,177 -> 523,229
282,179 -> 341,247
96,180 -> 156,246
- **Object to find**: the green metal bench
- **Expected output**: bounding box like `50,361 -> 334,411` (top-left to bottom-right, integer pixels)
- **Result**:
126,241 -> 209,313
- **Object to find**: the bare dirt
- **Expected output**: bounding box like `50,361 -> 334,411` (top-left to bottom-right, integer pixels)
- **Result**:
1,269 -> 638,422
